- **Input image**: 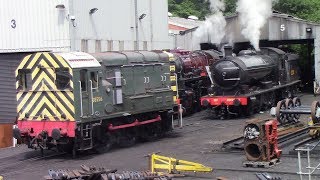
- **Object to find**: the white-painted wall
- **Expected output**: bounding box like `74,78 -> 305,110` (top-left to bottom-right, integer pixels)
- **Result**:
0,0 -> 70,53
0,0 -> 171,53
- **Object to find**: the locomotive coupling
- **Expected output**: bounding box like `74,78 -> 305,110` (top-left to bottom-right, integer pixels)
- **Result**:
13,128 -> 29,140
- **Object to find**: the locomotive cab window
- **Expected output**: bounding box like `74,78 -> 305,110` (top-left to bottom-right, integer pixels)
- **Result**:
90,71 -> 98,92
17,69 -> 32,91
55,68 -> 70,89
80,69 -> 87,92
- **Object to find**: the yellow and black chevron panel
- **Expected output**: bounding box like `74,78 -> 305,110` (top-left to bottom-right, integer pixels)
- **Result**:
16,52 -> 75,121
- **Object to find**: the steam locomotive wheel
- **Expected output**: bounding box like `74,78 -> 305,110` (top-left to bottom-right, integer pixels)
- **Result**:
292,97 -> 301,121
276,100 -> 286,124
265,92 -> 276,109
311,101 -> 320,124
255,95 -> 263,113
244,99 -> 254,117
118,130 -> 137,148
285,98 -> 294,123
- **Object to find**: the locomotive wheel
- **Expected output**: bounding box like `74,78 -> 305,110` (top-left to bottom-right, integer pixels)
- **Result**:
292,97 -> 301,121
276,100 -> 286,125
244,99 -> 254,117
118,130 -> 137,148
255,95 -> 263,113
262,92 -> 275,110
57,143 -> 73,153
94,132 -> 114,153
285,98 -> 294,123
144,123 -> 162,141
269,92 -> 276,107
311,101 -> 320,124
284,90 -> 293,99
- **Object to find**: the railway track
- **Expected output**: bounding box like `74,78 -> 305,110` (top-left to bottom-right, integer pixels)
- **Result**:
222,126 -> 309,151
0,151 -> 66,177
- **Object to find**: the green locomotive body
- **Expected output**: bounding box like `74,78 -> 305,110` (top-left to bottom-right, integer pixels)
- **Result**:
14,51 -> 176,154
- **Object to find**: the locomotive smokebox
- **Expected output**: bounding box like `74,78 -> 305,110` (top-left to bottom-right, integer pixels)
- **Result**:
211,52 -> 276,89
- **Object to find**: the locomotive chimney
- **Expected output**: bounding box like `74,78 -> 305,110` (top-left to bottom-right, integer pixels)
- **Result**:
224,45 -> 233,57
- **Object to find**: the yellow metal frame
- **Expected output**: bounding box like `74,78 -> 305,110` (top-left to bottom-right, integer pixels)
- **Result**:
150,154 -> 212,174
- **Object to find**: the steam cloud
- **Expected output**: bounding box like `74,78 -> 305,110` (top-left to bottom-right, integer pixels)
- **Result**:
193,0 -> 274,51
194,0 -> 226,45
236,0 -> 274,50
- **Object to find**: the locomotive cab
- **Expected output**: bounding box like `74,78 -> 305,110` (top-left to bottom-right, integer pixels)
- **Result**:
14,52 -> 91,151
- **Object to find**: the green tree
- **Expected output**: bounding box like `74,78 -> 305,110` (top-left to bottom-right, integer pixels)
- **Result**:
168,0 -> 211,20
168,0 -> 239,19
224,0 -> 237,16
273,0 -> 320,23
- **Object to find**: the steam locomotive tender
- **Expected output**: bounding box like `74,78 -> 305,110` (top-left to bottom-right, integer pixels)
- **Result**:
201,47 -> 301,118
13,51 -> 176,155
170,49 -> 221,114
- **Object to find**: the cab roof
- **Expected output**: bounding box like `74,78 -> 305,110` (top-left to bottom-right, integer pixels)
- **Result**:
91,51 -> 169,66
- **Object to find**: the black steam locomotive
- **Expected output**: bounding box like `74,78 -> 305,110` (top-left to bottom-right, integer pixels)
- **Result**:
201,47 -> 301,118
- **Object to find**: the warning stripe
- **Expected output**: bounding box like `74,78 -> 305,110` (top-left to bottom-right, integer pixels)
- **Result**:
15,54 -> 33,75
164,51 -> 179,104
16,52 -> 74,121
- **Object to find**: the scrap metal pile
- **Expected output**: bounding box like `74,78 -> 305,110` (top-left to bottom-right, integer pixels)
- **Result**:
44,153 -> 213,180
44,165 -> 171,180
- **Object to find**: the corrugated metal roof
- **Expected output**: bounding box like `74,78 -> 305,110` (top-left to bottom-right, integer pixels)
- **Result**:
168,16 -> 203,29
58,52 -> 101,68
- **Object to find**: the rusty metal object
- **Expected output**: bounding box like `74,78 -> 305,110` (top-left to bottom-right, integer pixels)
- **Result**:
244,119 -> 282,162
44,165 -> 170,180
275,99 -> 320,126
276,100 -> 286,124
285,98 -> 294,122
311,101 -> 320,124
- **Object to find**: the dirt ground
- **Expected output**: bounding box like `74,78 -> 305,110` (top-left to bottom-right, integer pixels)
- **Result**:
1,93 -> 320,180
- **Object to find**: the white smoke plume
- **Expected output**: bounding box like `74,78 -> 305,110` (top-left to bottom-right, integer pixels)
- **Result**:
194,0 -> 226,45
236,0 -> 274,51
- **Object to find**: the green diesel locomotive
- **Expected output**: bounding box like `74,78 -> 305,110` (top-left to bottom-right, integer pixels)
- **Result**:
14,51 -> 177,155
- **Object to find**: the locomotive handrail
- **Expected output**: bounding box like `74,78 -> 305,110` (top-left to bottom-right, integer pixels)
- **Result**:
89,80 -> 94,115
223,78 -> 240,81
223,67 -> 240,70
79,81 -> 83,117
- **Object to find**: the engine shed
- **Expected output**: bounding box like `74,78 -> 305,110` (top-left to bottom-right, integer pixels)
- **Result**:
176,12 -> 320,93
